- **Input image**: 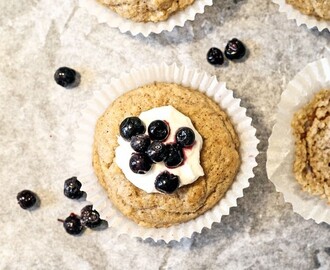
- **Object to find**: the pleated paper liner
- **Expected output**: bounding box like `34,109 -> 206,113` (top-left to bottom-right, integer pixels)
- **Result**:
72,63 -> 259,242
272,0 -> 329,31
79,0 -> 213,37
267,58 -> 330,224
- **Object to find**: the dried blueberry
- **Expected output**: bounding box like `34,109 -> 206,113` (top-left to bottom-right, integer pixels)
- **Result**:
80,205 -> 102,229
207,47 -> 224,66
155,171 -> 180,194
164,144 -> 183,168
129,153 -> 152,174
120,117 -> 146,141
146,141 -> 167,163
54,67 -> 78,88
224,38 -> 246,60
130,134 -> 151,153
176,127 -> 195,147
64,177 -> 83,199
148,120 -> 169,141
62,214 -> 83,235
17,190 -> 37,209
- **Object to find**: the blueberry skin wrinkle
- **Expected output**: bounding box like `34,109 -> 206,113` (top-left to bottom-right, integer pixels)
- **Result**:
224,38 -> 246,60
130,134 -> 151,153
207,47 -> 224,66
155,171 -> 180,194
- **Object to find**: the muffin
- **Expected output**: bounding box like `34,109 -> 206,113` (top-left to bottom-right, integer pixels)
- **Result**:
93,82 -> 241,228
97,0 -> 195,22
291,89 -> 330,203
286,0 -> 330,20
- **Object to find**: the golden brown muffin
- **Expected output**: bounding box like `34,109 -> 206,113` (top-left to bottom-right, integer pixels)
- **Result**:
291,90 -> 330,203
97,0 -> 195,22
93,82 -> 241,227
286,0 -> 330,20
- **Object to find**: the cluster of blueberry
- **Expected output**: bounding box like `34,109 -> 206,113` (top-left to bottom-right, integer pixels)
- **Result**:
59,177 -> 107,235
16,177 -> 106,235
120,116 -> 195,194
53,39 -> 247,90
58,204 -> 104,236
207,38 -> 246,66
53,39 -> 246,91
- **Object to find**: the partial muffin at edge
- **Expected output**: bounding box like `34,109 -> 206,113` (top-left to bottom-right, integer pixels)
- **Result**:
286,0 -> 330,20
93,82 -> 240,227
97,0 -> 195,22
291,89 -> 330,203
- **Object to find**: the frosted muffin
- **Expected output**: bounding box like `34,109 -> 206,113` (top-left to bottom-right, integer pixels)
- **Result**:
291,90 -> 330,203
93,82 -> 241,228
286,0 -> 330,20
97,0 -> 195,22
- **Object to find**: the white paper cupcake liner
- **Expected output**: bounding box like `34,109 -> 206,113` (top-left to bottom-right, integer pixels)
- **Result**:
272,0 -> 330,31
267,58 -> 330,224
78,0 -> 213,37
72,63 -> 259,243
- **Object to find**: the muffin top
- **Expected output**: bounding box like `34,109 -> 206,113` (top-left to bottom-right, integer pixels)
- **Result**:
93,82 -> 240,227
97,0 -> 195,22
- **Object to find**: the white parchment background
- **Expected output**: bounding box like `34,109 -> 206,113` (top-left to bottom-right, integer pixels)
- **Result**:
0,0 -> 330,269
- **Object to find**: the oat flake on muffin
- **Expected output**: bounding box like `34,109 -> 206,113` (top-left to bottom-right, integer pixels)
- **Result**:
97,0 -> 195,22
291,90 -> 330,204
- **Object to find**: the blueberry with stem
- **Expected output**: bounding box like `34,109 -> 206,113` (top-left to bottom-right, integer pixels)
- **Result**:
58,213 -> 83,235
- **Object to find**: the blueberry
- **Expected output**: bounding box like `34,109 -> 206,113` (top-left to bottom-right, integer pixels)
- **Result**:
164,144 -> 184,168
80,205 -> 102,229
224,38 -> 246,60
64,177 -> 84,199
148,120 -> 169,141
62,214 -> 83,235
54,67 -> 78,88
17,190 -> 37,209
146,141 -> 168,162
130,134 -> 151,153
176,127 -> 195,147
129,153 -> 152,174
155,171 -> 180,194
207,47 -> 224,66
120,117 -> 146,141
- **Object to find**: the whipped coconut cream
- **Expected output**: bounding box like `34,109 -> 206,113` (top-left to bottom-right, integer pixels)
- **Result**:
115,105 -> 204,193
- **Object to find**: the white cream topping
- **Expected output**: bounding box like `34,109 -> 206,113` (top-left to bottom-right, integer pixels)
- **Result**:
115,105 -> 204,193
